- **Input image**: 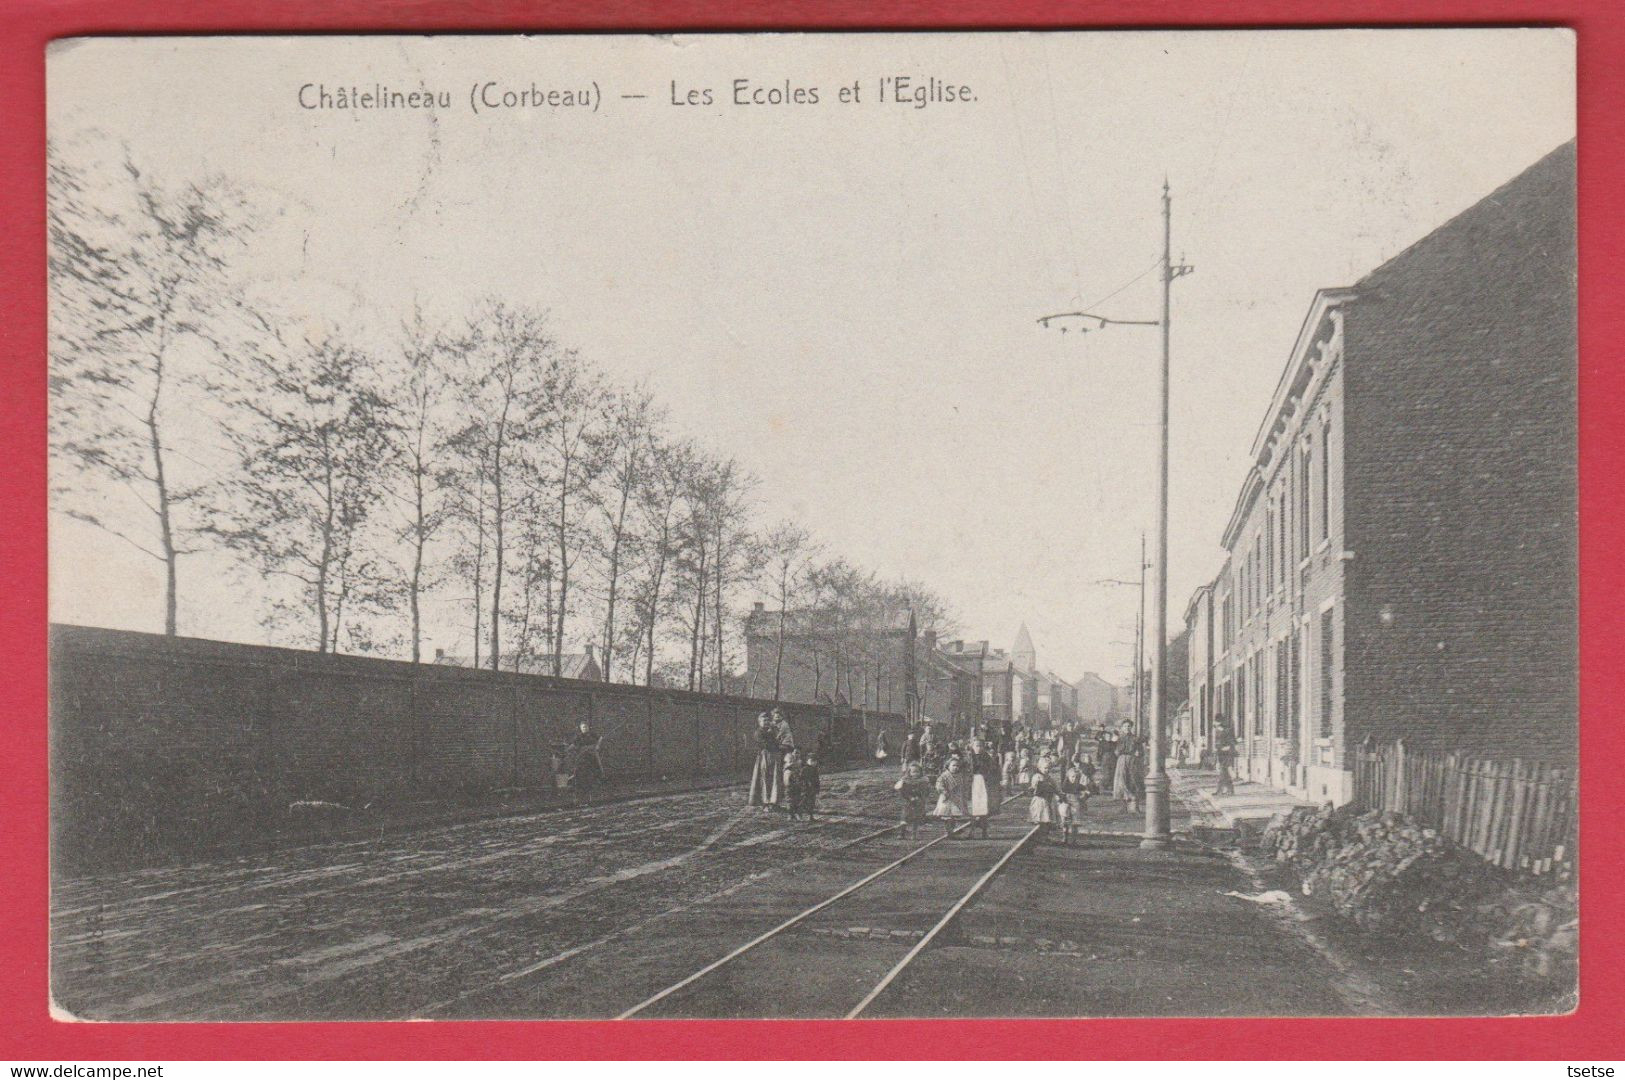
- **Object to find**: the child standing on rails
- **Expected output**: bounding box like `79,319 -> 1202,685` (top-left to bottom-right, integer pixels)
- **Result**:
933,755 -> 972,838
794,754 -> 822,821
1058,766 -> 1089,846
782,750 -> 805,820
894,761 -> 932,838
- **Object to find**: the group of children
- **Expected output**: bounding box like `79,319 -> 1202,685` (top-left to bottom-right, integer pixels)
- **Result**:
1022,761 -> 1093,845
781,749 -> 821,821
893,736 -> 1096,846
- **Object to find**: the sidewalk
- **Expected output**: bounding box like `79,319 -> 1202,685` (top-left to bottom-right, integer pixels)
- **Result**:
1168,764 -> 1315,830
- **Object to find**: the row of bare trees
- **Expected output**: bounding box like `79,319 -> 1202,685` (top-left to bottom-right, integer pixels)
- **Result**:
47,139 -> 955,695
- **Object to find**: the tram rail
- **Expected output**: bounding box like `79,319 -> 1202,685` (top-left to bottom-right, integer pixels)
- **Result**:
617,802 -> 1040,1020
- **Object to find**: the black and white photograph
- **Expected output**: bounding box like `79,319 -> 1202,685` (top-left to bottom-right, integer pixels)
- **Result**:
46,30 -> 1577,1022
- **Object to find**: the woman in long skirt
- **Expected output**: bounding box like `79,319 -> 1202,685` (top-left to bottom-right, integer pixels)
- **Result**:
932,756 -> 972,837
1123,739 -> 1146,813
1112,745 -> 1134,805
1027,769 -> 1059,841
967,739 -> 1000,838
1097,730 -> 1118,795
748,712 -> 782,809
771,709 -> 798,809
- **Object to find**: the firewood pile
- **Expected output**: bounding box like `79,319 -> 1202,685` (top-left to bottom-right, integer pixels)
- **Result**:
1261,804 -> 1577,983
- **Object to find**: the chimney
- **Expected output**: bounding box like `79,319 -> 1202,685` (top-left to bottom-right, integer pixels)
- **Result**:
979,640 -> 989,652
922,629 -> 938,653
753,601 -> 765,613
434,648 -> 445,662
585,644 -> 595,661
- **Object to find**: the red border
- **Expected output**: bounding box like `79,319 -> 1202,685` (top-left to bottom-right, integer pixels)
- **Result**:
2,0 -> 1620,1061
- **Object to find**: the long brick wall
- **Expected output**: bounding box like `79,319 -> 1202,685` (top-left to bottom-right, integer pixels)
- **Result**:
49,624 -> 906,870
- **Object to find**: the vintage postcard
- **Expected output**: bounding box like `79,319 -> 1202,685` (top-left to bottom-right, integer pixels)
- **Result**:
46,30 -> 1576,1021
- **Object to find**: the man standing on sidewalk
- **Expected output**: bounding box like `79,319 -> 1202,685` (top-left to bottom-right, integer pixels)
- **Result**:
1214,719 -> 1236,796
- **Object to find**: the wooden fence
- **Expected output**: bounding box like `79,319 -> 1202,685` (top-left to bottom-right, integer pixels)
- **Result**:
1351,739 -> 1576,877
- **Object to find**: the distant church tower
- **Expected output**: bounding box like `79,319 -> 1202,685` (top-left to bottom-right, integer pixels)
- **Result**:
1012,624 -> 1036,674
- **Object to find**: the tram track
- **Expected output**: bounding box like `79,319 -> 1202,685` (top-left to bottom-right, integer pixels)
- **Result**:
617,805 -> 1041,1020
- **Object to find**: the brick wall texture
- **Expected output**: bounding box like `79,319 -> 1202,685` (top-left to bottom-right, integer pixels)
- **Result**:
50,624 -> 905,870
1342,141 -> 1577,762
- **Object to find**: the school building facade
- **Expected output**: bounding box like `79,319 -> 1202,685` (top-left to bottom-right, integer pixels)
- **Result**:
1187,141 -> 1577,805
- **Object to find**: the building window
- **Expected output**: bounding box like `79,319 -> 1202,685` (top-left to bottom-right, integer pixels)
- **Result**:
1236,660 -> 1248,736
1251,543 -> 1260,612
1289,633 -> 1301,742
1274,643 -> 1288,739
1299,441 -> 1312,559
1265,504 -> 1275,590
1255,656 -> 1266,736
1319,417 -> 1331,542
1319,607 -> 1335,737
1278,487 -> 1288,589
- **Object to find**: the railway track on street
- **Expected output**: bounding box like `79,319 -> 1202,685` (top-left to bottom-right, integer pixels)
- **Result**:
617,808 -> 1041,1020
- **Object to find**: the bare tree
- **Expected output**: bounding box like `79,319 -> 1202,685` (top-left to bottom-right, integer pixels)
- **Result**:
207,332 -> 393,652
379,308 -> 452,663
627,437 -> 692,686
522,350 -> 608,677
759,522 -> 820,700
442,421 -> 493,666
673,459 -> 721,691
590,385 -> 661,682
447,301 -> 558,671
705,458 -> 758,694
48,140 -> 254,635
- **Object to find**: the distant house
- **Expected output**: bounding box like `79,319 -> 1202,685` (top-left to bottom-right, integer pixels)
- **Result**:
942,626 -> 1048,730
433,646 -> 603,682
915,630 -> 982,735
1039,670 -> 1079,728
1071,672 -> 1121,726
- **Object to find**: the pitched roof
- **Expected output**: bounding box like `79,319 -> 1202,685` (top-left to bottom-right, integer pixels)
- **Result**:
745,605 -> 914,636
1357,139 -> 1574,297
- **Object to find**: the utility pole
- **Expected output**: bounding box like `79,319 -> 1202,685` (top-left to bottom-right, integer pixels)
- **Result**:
1038,179 -> 1192,853
1134,532 -> 1146,739
1143,180 -> 1194,850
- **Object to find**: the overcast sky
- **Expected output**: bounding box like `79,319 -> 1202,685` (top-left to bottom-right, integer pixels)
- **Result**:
47,31 -> 1574,684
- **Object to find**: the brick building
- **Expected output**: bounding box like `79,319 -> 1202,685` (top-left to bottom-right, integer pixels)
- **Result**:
743,603 -> 917,712
916,630 -> 982,734
1037,671 -> 1080,729
1071,671 -> 1121,726
1189,141 -> 1576,804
